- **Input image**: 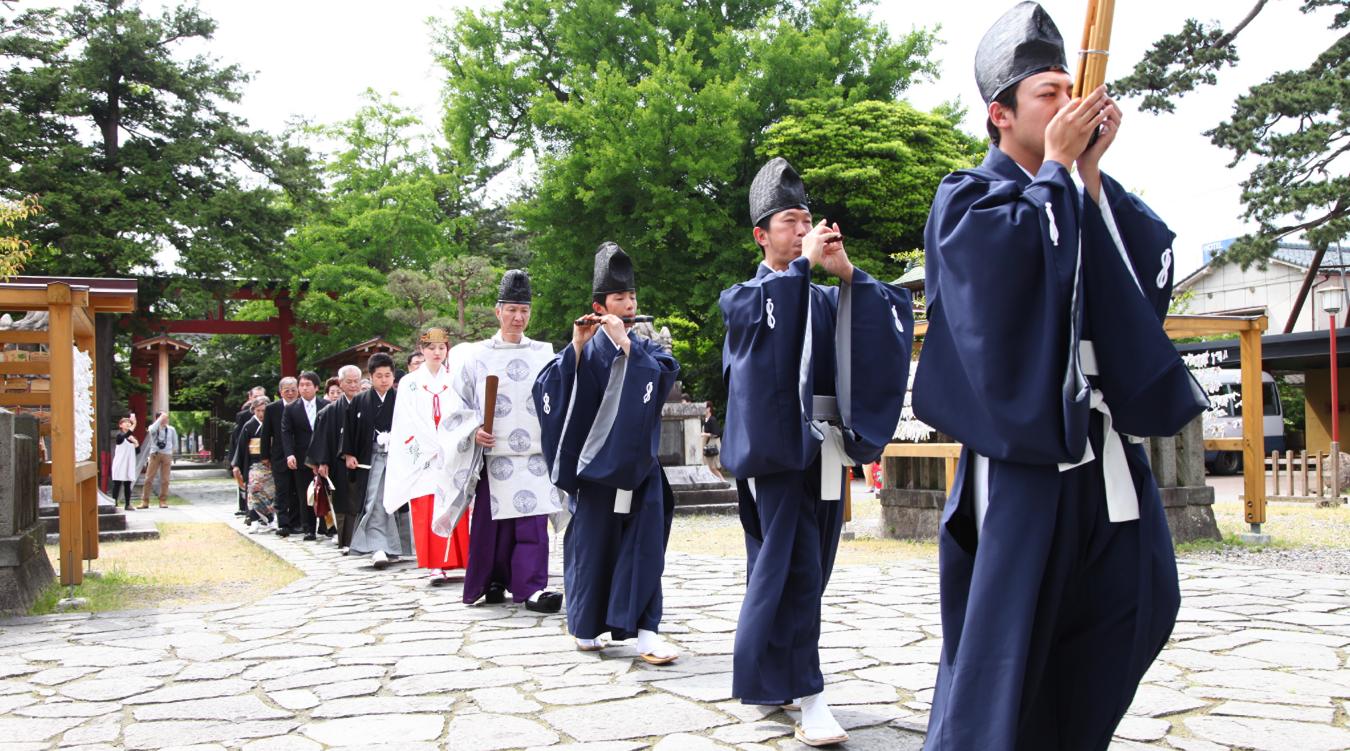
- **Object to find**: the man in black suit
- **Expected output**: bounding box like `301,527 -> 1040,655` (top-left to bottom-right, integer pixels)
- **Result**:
282,371 -> 323,540
230,386 -> 268,518
308,364 -> 364,550
259,377 -> 299,535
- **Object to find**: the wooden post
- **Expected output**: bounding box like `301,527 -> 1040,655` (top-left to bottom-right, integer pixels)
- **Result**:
1333,442 -> 1342,501
77,326 -> 98,562
1271,450 -> 1281,496
944,456 -> 958,493
1286,450 -> 1295,497
48,283 -> 82,586
1301,449 -> 1309,496
1316,453 -> 1325,497
842,472 -> 852,523
1239,327 -> 1266,526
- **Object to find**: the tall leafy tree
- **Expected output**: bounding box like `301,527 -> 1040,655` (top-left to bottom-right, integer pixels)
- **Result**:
0,0 -> 309,279
286,91 -> 496,363
434,0 -> 941,399
760,99 -> 984,280
1113,0 -> 1349,268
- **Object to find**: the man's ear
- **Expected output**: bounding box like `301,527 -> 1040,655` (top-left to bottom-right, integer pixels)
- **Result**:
592,300 -> 606,315
752,226 -> 768,255
989,101 -> 1012,130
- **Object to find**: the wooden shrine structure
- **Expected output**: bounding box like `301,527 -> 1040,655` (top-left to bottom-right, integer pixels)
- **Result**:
0,278 -> 137,586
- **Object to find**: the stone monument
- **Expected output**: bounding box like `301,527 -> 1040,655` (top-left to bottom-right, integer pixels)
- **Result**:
634,322 -> 738,512
0,408 -> 55,614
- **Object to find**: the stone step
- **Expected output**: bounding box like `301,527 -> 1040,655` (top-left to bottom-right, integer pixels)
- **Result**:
37,501 -> 119,518
673,502 -> 737,516
672,487 -> 739,506
45,527 -> 160,545
41,511 -> 128,534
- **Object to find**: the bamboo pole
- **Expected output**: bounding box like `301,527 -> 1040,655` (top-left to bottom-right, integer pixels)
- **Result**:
1073,0 -> 1116,98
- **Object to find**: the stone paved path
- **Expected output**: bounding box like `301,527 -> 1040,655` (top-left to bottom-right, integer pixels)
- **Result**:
1,484 -> 1349,750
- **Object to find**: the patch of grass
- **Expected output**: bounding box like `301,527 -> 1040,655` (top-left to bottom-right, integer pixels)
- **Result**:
668,498 -> 938,566
28,566 -> 148,615
33,522 -> 301,615
1210,499 -> 1350,549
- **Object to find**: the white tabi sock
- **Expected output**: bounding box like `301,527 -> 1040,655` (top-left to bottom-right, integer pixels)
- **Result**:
575,637 -> 603,649
798,692 -> 846,740
527,591 -> 542,604
636,629 -> 677,659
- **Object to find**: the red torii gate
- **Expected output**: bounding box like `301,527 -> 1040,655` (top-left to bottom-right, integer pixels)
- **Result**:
125,281 -> 300,446
149,281 -> 299,375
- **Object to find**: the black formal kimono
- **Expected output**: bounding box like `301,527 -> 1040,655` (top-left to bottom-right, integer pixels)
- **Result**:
344,387 -> 411,558
534,330 -> 679,641
720,256 -> 912,705
912,147 -> 1207,751
259,398 -> 298,531
308,395 -> 361,546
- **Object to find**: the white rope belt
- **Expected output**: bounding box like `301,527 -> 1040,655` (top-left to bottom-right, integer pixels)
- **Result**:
1058,340 -> 1142,522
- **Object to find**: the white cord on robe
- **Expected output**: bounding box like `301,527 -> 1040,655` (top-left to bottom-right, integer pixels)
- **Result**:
813,420 -> 855,502
1057,341 -> 1142,523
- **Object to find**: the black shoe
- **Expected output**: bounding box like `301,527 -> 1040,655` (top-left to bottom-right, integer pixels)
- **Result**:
234,510 -> 246,516
525,591 -> 563,614
303,533 -> 317,541
276,529 -> 291,538
484,583 -> 506,605
244,517 -> 253,526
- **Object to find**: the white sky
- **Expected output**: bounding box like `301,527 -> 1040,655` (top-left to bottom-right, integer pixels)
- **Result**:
22,0 -> 1342,276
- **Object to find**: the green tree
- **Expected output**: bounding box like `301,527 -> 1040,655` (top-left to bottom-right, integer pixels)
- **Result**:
435,0 -> 940,399
0,195 -> 40,280
1113,0 -> 1349,268
0,0 -> 309,279
761,99 -> 984,280
286,91 -> 476,363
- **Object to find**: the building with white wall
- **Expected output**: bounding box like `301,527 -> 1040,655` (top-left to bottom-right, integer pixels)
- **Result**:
1175,239 -> 1350,333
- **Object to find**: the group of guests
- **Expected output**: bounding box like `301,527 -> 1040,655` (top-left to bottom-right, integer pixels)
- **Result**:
228,4 -> 1199,748
228,355 -> 410,569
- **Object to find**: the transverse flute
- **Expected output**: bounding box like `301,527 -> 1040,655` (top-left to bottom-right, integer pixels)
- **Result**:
572,314 -> 654,326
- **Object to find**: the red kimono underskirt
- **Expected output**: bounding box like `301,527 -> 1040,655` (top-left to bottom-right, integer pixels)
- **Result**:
409,494 -> 470,570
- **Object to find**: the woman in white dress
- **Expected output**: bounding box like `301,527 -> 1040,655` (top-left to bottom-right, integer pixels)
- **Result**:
109,414 -> 139,511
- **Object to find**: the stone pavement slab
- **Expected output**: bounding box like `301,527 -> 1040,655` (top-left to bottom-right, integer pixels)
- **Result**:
1,482 -> 1348,749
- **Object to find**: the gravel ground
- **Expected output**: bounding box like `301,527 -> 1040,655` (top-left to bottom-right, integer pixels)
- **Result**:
1176,544 -> 1350,575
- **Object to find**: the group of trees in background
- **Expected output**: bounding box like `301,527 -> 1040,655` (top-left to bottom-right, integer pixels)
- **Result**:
2,0 -> 1346,427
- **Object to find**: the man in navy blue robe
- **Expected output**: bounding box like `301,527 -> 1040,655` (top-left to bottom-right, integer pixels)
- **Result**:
721,157 -> 913,746
534,242 -> 681,663
912,4 -> 1208,750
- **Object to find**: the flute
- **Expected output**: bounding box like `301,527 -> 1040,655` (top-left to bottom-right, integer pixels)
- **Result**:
1074,0 -> 1115,147
573,314 -> 654,326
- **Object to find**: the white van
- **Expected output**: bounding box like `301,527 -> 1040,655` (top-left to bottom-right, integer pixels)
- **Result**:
1203,370 -> 1285,474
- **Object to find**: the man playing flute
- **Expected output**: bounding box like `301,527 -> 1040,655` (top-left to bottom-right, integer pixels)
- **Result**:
721,157 -> 913,746
913,3 -> 1208,749
534,242 -> 681,662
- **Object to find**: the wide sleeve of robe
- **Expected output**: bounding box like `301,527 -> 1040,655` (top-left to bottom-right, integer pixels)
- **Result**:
719,256 -> 817,478
833,267 -> 915,464
534,343 -> 581,494
574,334 -> 679,491
912,160 -> 1090,465
382,374 -> 445,514
433,344 -> 488,535
1080,174 -> 1209,438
